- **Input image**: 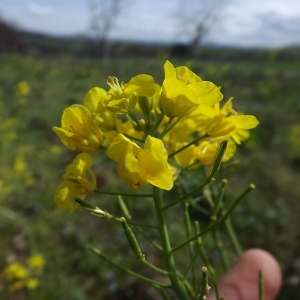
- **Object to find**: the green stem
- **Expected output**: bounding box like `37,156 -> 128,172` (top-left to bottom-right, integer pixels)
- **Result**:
175,161 -> 200,176
119,131 -> 145,143
87,246 -> 170,288
183,203 -> 197,294
171,184 -> 255,253
136,227 -> 163,251
150,111 -> 165,135
169,135 -> 207,158
182,252 -> 199,280
127,220 -> 159,229
212,229 -> 230,272
128,111 -> 150,135
195,222 -> 219,300
153,187 -> 190,300
156,286 -> 172,300
159,117 -> 174,138
224,217 -> 243,256
199,267 -> 209,300
159,116 -> 183,138
259,270 -> 264,300
162,178 -> 214,211
94,189 -> 153,197
141,259 -> 170,276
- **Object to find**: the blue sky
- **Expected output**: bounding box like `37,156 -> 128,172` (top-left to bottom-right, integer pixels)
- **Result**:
1,0 -> 300,48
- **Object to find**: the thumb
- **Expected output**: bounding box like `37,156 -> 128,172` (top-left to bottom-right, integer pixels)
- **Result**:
207,249 -> 282,300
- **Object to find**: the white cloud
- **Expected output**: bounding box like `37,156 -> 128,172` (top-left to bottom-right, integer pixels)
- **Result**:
27,3 -> 55,16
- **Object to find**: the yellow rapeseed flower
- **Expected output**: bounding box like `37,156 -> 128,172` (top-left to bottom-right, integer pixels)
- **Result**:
84,87 -> 117,132
53,104 -> 103,152
15,80 -> 31,97
27,254 -> 46,273
107,134 -> 173,190
160,61 -> 223,118
105,74 -> 156,114
54,153 -> 96,211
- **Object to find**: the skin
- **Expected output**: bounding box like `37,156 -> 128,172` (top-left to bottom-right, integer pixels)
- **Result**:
207,249 -> 282,300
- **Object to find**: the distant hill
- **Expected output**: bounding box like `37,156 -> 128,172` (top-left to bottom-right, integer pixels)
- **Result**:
1,19 -> 299,61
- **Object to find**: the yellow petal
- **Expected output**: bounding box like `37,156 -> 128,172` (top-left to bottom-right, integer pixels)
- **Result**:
84,87 -> 107,113
164,60 -> 176,79
107,133 -> 140,162
138,150 -> 173,190
54,182 -> 81,212
117,144 -> 141,188
228,115 -> 259,129
175,143 -> 197,167
189,81 -> 223,105
128,74 -> 156,96
144,135 -> 168,160
161,79 -> 197,117
175,66 -> 202,83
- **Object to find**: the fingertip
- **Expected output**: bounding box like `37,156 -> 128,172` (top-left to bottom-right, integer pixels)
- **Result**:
207,248 -> 282,300
240,248 -> 282,299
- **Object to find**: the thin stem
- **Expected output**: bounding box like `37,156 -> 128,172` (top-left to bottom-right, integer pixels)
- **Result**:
128,111 -> 150,135
156,286 -> 172,300
195,222 -> 219,300
183,203 -> 197,293
141,259 -> 170,276
224,217 -> 243,256
159,117 -> 174,138
150,111 -> 165,135
199,267 -> 209,300
162,178 -> 214,211
175,161 -> 200,176
183,253 -> 199,280
169,135 -> 207,158
153,187 -> 190,300
127,220 -> 159,229
87,246 -> 170,288
159,116 -> 183,138
212,229 -> 230,272
94,189 -> 153,197
259,270 -> 264,300
136,227 -> 163,251
121,132 -> 145,143
171,184 -> 255,253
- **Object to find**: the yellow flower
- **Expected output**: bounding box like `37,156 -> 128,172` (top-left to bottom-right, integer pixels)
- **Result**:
53,104 -> 103,152
15,80 -> 31,97
105,74 -> 156,114
4,263 -> 28,281
84,87 -> 117,132
189,97 -> 259,143
27,254 -> 46,272
14,155 -> 27,172
162,117 -> 197,154
26,278 -> 40,290
160,61 -> 223,118
197,138 -> 236,165
107,134 -> 173,190
174,143 -> 198,167
54,153 -> 96,211
116,120 -> 144,140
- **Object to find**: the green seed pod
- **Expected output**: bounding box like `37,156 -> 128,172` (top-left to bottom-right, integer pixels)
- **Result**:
207,140 -> 228,179
138,96 -> 153,115
121,218 -> 144,260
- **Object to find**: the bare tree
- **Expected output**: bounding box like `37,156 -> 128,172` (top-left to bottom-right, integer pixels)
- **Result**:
175,0 -> 225,57
86,0 -> 123,60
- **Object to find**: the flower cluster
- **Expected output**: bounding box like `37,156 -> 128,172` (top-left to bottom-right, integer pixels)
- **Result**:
3,254 -> 46,291
53,60 -> 258,211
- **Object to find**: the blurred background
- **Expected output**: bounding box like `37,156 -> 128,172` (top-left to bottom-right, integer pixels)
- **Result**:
0,0 -> 300,299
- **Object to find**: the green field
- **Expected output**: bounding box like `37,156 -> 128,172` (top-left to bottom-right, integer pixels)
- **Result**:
0,50 -> 300,299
